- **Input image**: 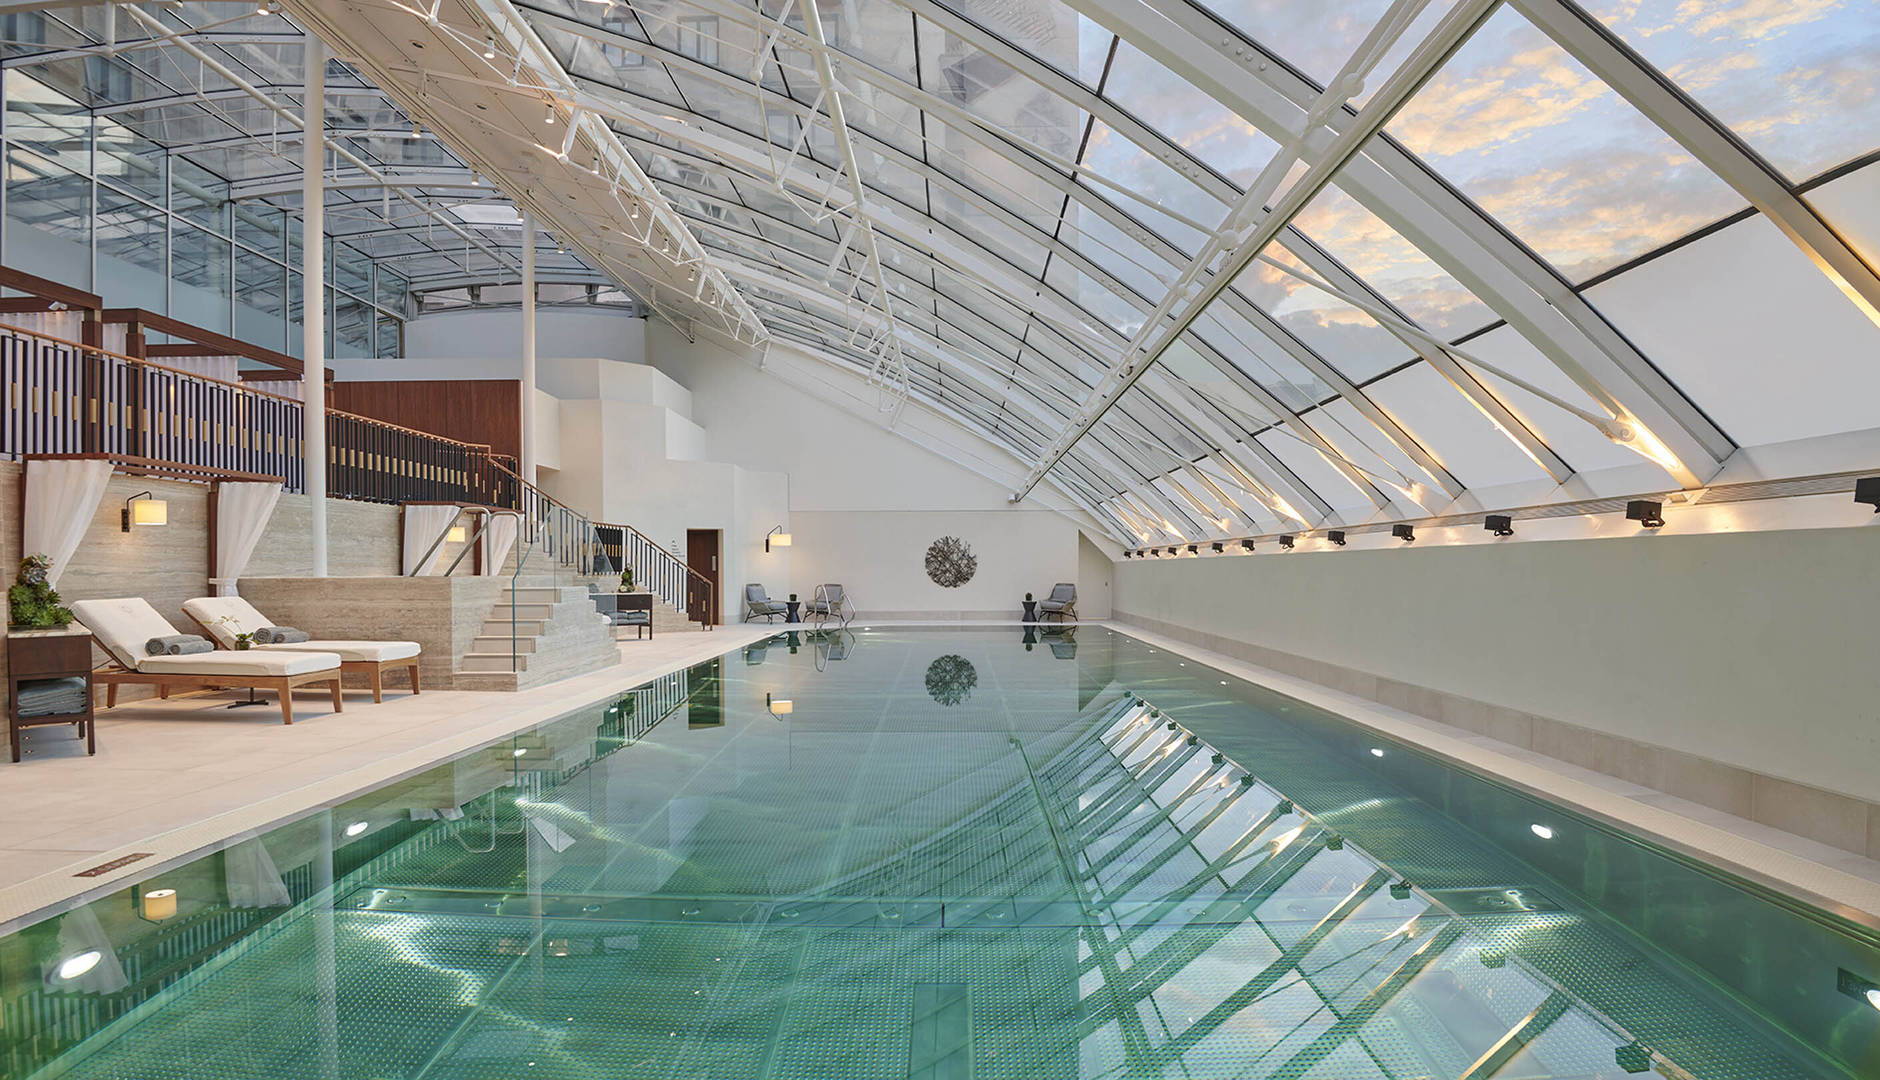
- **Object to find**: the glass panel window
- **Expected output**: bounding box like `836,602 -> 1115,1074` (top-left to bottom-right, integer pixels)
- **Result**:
235,202 -> 286,259
1289,180 -> 1494,341
235,249 -> 286,352
376,267 -> 408,315
93,187 -> 165,310
1101,42 -> 1280,188
172,157 -> 230,235
1232,245 -> 1414,383
376,315 -> 401,358
3,71 -> 88,175
335,243 -> 370,297
1579,0 -> 1880,181
171,222 -> 231,333
676,15 -> 719,66
1582,212 -> 1880,447
1386,5 -> 1743,280
335,293 -> 372,358
93,116 -> 164,204
1191,0 -> 1395,87
4,146 -> 90,284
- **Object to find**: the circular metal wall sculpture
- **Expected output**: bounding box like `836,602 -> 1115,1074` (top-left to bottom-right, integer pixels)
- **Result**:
925,655 -> 978,707
924,536 -> 977,588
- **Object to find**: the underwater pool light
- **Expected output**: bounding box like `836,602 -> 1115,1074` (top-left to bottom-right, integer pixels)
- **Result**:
345,820 -> 369,837
1530,824 -> 1555,840
57,951 -> 101,981
1369,748 -> 1384,758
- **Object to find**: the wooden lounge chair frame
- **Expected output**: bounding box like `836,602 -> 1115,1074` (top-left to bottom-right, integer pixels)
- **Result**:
183,612 -> 421,703
93,663 -> 343,725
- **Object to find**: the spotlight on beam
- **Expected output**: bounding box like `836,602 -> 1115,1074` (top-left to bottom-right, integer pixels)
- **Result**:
1240,539 -> 1254,552
1277,534 -> 1295,550
1855,477 -> 1880,513
1391,524 -> 1415,543
1185,544 -> 1198,556
1485,514 -> 1514,537
1210,542 -> 1223,553
1625,500 -> 1665,528
1326,530 -> 1346,546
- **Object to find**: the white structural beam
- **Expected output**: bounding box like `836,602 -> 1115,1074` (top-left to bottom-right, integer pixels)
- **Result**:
521,213 -> 537,485
1073,0 -> 1731,479
302,34 -> 328,577
1012,0 -> 1490,501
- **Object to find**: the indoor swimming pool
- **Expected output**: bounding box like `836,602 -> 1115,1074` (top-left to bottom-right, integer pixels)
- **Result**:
3,627 -> 1876,1079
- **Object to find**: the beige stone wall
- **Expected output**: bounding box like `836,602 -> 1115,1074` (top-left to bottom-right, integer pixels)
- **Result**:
0,462 -> 405,698
240,575 -> 503,690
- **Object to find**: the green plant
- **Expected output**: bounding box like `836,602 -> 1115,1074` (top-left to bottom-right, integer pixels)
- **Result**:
1025,592 -> 1034,603
8,554 -> 72,629
619,565 -> 635,592
214,615 -> 255,650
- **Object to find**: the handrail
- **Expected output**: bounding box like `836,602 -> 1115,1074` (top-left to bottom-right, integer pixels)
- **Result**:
595,518 -> 717,629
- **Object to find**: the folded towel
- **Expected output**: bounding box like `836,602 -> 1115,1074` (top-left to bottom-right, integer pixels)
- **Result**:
146,634 -> 212,656
19,695 -> 88,717
255,627 -> 309,644
17,677 -> 88,717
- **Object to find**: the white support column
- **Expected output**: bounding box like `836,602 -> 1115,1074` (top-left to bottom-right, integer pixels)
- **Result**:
302,34 -> 327,577
522,213 -> 537,485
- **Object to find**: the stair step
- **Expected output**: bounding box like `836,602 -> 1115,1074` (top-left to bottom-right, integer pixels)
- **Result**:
460,652 -> 531,673
472,635 -> 538,654
481,619 -> 546,637
487,602 -> 556,620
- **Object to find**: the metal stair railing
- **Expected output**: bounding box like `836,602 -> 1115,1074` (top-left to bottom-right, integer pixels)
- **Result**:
593,520 -> 716,629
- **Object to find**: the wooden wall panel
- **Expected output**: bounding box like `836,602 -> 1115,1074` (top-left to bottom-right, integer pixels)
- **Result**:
330,379 -> 522,462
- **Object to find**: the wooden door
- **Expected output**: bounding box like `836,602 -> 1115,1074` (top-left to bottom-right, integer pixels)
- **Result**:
685,528 -> 721,625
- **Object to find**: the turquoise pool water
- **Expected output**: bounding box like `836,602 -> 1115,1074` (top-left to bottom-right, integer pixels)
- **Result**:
4,627 -> 1877,1078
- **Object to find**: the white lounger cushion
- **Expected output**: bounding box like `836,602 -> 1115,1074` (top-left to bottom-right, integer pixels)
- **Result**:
183,596 -> 420,662
252,640 -> 419,662
140,650 -> 344,677
71,598 -> 342,675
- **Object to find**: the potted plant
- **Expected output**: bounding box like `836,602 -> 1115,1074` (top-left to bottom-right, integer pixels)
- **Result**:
618,566 -> 634,593
7,554 -> 73,631
789,593 -> 798,603
213,615 -> 256,650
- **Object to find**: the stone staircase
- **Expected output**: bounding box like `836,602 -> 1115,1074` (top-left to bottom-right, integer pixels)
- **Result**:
453,579 -> 621,691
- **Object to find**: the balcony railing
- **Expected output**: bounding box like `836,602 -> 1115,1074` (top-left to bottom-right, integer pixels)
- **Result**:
0,323 -> 507,506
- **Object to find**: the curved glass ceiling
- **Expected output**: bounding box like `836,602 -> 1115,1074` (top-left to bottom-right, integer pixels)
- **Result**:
6,0 -> 1879,541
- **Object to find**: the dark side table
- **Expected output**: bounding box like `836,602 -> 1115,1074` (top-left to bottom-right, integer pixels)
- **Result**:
1022,600 -> 1039,622
785,600 -> 802,623
7,627 -> 96,762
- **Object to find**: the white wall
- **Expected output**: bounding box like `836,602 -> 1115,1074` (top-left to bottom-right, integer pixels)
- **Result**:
1114,524 -> 1880,804
402,308 -> 647,365
642,323 -> 1117,616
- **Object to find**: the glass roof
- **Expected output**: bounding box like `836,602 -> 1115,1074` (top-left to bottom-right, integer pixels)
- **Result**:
1,1 -> 607,298
9,0 -> 1880,541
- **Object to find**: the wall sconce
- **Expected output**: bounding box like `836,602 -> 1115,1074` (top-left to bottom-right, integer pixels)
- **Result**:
1277,534 -> 1295,550
765,525 -> 792,552
1625,500 -> 1665,528
766,692 -> 792,717
1327,530 -> 1347,546
1391,524 -> 1416,543
1485,514 -> 1514,537
1854,477 -> 1879,513
139,888 -> 177,922
122,491 -> 168,532
446,525 -> 467,544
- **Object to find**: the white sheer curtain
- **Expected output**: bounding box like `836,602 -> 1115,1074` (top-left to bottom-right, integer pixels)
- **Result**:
23,458 -> 114,587
480,513 -> 519,576
224,836 -> 292,908
247,378 -> 302,398
0,311 -> 83,341
151,354 -> 239,383
210,481 -> 283,595
402,505 -> 461,576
